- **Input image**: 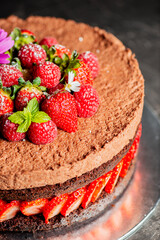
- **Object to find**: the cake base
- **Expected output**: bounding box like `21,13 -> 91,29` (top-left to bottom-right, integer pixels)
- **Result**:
0,158 -> 136,233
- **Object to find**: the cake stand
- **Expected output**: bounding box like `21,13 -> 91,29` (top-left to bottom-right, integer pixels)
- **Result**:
1,103 -> 160,240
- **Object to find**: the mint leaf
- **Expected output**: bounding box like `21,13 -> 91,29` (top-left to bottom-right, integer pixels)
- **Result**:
32,111 -> 51,123
8,111 -> 25,125
26,98 -> 39,116
17,112 -> 32,133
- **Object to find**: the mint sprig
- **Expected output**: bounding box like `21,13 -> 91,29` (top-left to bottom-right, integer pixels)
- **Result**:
8,98 -> 51,133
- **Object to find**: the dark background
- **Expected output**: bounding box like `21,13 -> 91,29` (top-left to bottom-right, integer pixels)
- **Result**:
1,0 -> 160,239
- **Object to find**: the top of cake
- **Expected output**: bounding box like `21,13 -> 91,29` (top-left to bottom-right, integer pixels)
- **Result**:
0,16 -> 144,191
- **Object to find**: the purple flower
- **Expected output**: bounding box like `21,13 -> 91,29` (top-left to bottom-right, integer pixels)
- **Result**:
0,29 -> 14,64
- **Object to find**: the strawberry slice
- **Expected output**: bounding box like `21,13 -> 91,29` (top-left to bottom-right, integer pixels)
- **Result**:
120,124 -> 142,178
81,179 -> 99,209
0,199 -> 7,212
91,171 -> 112,203
82,172 -> 112,209
105,161 -> 123,194
61,187 -> 86,216
20,198 -> 48,216
43,194 -> 68,224
0,201 -> 20,222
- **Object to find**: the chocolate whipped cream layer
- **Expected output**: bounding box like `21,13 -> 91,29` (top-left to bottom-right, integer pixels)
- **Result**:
0,16 -> 144,191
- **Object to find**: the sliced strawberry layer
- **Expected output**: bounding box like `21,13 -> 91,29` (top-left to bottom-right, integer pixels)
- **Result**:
61,187 -> 86,216
91,172 -> 112,202
0,201 -> 20,222
105,160 -> 123,194
43,194 -> 68,224
0,124 -> 142,223
120,124 -> 141,178
20,198 -> 48,216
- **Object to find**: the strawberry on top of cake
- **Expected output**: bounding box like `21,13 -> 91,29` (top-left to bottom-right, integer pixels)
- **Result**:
0,27 -> 100,145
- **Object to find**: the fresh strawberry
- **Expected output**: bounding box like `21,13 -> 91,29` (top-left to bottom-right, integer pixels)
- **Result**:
78,51 -> 99,79
18,43 -> 46,68
105,161 -> 123,194
0,88 -> 13,117
15,87 -> 44,111
0,200 -> 7,212
0,201 -> 20,222
54,44 -> 71,58
74,84 -> 100,118
27,119 -> 57,145
91,172 -> 112,202
39,37 -> 58,48
41,91 -> 78,133
20,198 -> 48,216
21,29 -> 37,42
120,124 -> 142,178
47,83 -> 64,95
61,187 -> 86,216
73,61 -> 93,85
0,64 -> 23,87
33,61 -> 61,89
43,194 -> 68,224
0,113 -> 26,141
14,78 -> 45,111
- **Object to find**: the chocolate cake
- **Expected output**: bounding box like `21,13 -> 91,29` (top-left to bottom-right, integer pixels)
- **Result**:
0,15 -> 144,233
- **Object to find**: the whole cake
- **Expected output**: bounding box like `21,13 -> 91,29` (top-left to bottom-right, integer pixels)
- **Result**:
0,16 -> 144,233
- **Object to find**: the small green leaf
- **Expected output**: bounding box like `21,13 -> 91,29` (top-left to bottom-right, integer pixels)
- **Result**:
38,86 -> 47,92
62,53 -> 69,62
41,45 -> 49,53
11,57 -> 22,71
8,111 -> 25,125
18,77 -> 26,85
33,77 -> 41,86
71,60 -> 81,69
49,46 -> 56,55
26,98 -> 39,116
11,84 -> 22,100
0,79 -> 2,89
10,28 -> 21,41
32,111 -> 51,123
71,50 -> 78,60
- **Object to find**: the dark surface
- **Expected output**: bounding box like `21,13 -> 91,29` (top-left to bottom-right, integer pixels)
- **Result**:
1,0 -> 160,239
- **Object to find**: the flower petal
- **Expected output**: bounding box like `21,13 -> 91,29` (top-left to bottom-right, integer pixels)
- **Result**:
0,53 -> 10,64
0,29 -> 8,41
0,37 -> 14,54
68,71 -> 75,84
